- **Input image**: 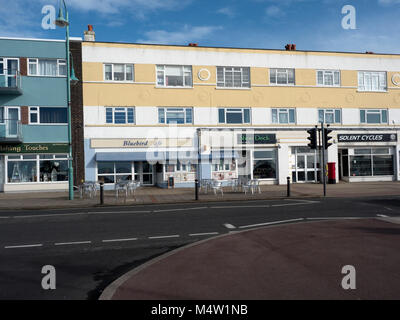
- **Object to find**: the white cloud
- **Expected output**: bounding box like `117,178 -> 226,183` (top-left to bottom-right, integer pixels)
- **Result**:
265,5 -> 284,17
378,0 -> 400,5
217,7 -> 236,18
137,25 -> 222,45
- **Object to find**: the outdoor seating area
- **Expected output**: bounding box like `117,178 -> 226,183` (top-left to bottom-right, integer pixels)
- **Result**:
79,180 -> 142,200
200,178 -> 262,196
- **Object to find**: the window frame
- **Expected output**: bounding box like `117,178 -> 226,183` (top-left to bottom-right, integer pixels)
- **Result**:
360,109 -> 388,124
158,107 -> 193,124
103,63 -> 135,82
252,149 -> 278,180
27,58 -> 67,77
156,65 -> 193,88
105,107 -> 135,124
358,71 -> 387,92
28,106 -> 68,125
216,66 -> 251,88
316,70 -> 341,87
271,108 -> 296,124
318,109 -> 342,124
269,68 -> 295,86
218,108 -> 251,124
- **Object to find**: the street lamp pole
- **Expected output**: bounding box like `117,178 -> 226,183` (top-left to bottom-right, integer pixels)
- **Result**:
56,0 -> 75,200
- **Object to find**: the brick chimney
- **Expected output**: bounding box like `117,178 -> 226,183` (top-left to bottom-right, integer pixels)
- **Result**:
188,43 -> 198,47
285,44 -> 296,51
84,25 -> 95,42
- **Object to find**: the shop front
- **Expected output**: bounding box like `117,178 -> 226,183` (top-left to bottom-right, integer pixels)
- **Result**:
337,133 -> 398,182
0,143 -> 70,192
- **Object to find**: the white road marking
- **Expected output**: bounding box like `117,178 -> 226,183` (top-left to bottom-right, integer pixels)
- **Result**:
224,223 -> 236,229
148,235 -> 180,240
153,207 -> 208,213
102,238 -> 138,243
384,207 -> 393,211
5,244 -> 43,249
54,241 -> 92,246
377,214 -> 389,218
305,217 -> 364,221
239,218 -> 304,229
189,232 -> 219,237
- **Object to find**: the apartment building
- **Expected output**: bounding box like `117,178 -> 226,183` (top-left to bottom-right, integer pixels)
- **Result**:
81,37 -> 400,188
0,37 -> 83,192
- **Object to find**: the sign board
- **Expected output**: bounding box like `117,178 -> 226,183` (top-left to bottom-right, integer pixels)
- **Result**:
238,134 -> 277,145
91,138 -> 193,149
0,143 -> 69,154
337,134 -> 397,143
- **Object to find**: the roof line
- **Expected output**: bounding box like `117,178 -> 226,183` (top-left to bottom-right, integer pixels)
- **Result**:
83,40 -> 400,56
0,36 -> 82,42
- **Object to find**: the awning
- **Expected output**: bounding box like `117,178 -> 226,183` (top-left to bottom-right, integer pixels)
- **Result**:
96,152 -> 149,162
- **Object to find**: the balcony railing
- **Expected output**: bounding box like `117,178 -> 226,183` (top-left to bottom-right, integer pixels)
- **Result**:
0,70 -> 23,95
0,119 -> 23,143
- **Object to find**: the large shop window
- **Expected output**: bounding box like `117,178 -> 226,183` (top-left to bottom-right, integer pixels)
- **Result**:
157,65 -> 192,87
165,161 -> 196,173
350,148 -> 393,177
360,109 -> 388,124
218,108 -> 251,124
318,109 -> 341,124
6,154 -> 68,183
217,67 -> 250,88
253,150 -> 277,179
29,107 -> 68,124
104,64 -> 134,82
212,160 -> 236,172
270,68 -> 295,85
272,108 -> 296,124
28,59 -> 66,77
158,108 -> 193,124
106,107 -> 135,124
97,162 -> 132,184
358,71 -> 387,92
317,70 -> 340,86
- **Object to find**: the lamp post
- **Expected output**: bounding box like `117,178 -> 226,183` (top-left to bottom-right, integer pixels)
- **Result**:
55,0 -> 78,200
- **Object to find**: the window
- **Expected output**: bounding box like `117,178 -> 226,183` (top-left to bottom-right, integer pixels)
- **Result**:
272,108 -> 296,124
218,108 -> 251,124
212,159 -> 236,172
358,71 -> 386,92
105,107 -> 135,124
360,109 -> 388,124
28,59 -> 67,77
104,64 -> 134,82
0,107 -> 4,123
28,107 -> 67,124
6,154 -> 68,183
350,148 -> 393,177
318,109 -> 341,124
97,162 -> 133,184
157,65 -> 192,87
253,150 -> 277,179
317,70 -> 340,86
158,108 -> 193,124
217,67 -> 250,88
270,68 -> 295,85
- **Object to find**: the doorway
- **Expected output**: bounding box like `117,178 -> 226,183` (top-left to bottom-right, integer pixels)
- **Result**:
292,147 -> 320,183
134,162 -> 155,186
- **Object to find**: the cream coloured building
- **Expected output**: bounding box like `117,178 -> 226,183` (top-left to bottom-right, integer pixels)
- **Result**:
81,40 -> 400,188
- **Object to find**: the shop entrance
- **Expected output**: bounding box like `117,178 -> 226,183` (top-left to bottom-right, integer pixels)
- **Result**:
134,162 -> 154,186
292,147 -> 320,183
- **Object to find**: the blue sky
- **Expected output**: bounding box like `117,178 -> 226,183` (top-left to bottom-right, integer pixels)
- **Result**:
1,0 -> 400,53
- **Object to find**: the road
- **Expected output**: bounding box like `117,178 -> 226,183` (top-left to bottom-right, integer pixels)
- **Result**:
0,196 -> 399,300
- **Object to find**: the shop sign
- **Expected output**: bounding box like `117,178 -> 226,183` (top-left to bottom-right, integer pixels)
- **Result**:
91,138 -> 193,148
337,134 -> 397,143
238,134 -> 277,145
0,143 -> 69,154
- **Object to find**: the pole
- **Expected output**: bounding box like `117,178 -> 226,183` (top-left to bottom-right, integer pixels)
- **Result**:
65,7 -> 74,200
287,176 -> 291,197
196,129 -> 201,201
321,122 -> 327,197
100,182 -> 104,205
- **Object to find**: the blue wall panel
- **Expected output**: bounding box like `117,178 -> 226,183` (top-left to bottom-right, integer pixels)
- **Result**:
0,39 -> 66,59
22,125 -> 68,143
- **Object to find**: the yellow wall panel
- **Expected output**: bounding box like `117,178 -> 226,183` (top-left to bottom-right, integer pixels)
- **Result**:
192,66 -> 216,84
296,69 -> 316,86
83,62 -> 103,82
341,70 -> 357,87
135,64 -> 155,83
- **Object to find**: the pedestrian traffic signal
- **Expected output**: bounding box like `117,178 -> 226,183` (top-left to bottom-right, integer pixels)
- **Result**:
324,128 -> 333,149
307,128 -> 317,150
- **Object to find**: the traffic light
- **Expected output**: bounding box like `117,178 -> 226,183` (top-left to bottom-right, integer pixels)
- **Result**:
324,128 -> 333,149
307,128 -> 317,150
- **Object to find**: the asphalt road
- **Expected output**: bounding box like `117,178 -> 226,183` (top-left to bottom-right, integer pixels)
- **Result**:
0,196 -> 399,300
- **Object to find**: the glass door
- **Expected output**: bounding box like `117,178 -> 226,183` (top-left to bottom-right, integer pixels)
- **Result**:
292,147 -> 320,183
7,59 -> 18,88
133,162 -> 154,185
5,107 -> 19,138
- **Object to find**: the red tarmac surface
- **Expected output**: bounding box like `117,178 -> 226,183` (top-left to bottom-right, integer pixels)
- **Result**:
101,218 -> 400,300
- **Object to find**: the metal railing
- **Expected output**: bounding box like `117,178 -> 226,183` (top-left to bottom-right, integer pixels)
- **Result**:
0,70 -> 22,94
0,119 -> 23,142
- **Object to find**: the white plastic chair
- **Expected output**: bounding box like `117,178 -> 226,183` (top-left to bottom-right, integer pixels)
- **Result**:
251,179 -> 261,194
211,180 -> 224,196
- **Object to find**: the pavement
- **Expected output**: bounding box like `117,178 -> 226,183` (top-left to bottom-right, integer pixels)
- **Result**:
100,218 -> 400,300
1,181 -> 400,211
